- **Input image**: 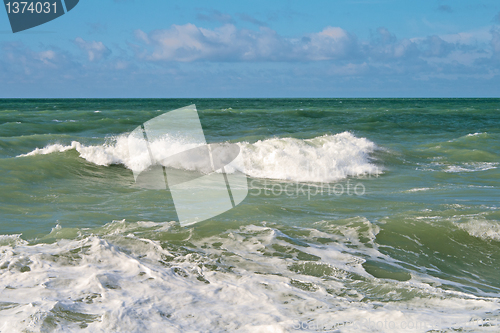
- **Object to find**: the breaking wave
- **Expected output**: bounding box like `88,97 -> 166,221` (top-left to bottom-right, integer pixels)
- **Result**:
18,132 -> 381,183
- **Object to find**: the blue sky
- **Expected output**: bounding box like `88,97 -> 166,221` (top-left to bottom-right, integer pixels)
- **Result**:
1,0 -> 500,97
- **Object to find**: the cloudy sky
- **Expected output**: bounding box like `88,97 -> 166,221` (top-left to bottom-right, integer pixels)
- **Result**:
1,0 -> 500,97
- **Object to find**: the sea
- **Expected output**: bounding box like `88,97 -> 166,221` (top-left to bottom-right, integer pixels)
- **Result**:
0,98 -> 499,332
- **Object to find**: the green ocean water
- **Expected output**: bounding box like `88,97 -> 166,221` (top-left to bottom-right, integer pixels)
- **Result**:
0,99 -> 500,332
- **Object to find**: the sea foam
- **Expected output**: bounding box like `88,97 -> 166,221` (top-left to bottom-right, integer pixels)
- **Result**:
1,221 -> 499,332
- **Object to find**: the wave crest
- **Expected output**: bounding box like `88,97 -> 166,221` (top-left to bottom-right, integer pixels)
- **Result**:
18,132 -> 380,182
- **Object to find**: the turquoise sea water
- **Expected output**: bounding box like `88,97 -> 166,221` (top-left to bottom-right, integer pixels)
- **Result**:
1,99 -> 500,332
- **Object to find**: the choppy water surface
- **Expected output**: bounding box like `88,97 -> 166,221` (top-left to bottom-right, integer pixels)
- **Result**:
1,99 -> 499,332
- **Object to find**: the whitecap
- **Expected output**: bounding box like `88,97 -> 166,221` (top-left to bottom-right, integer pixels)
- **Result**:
17,132 -> 382,183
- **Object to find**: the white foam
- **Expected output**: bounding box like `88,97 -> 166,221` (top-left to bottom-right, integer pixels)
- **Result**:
444,162 -> 498,173
19,143 -> 75,156
0,222 -> 499,332
467,132 -> 486,137
448,132 -> 489,142
456,218 -> 500,242
234,132 -> 380,182
0,234 -> 27,247
404,187 -> 432,193
17,132 -> 381,183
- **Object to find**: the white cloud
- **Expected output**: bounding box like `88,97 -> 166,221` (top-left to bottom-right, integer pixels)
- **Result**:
439,27 -> 492,45
37,50 -> 56,66
421,35 -> 455,57
3,22 -> 500,97
365,27 -> 419,60
136,23 -> 488,65
75,37 -> 111,61
129,23 -> 500,87
134,24 -> 357,62
300,27 -> 358,61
